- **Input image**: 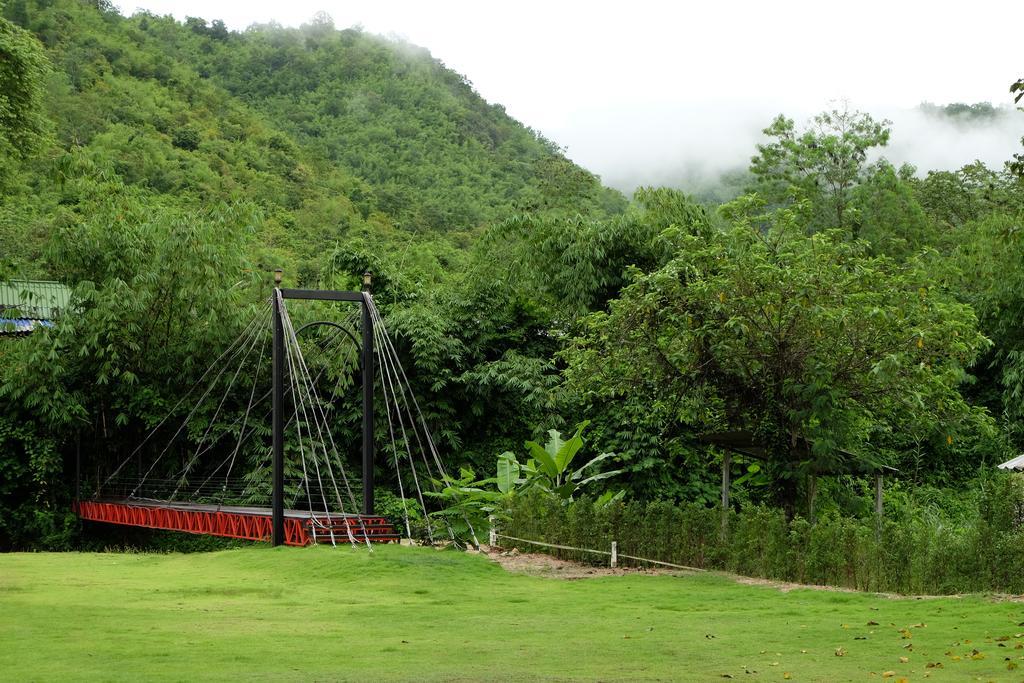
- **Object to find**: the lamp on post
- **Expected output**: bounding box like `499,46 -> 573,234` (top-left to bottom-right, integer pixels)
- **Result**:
362,271 -> 373,292
274,268 -> 283,286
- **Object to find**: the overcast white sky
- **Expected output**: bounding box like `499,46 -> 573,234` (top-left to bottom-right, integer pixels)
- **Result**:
115,0 -> 1024,191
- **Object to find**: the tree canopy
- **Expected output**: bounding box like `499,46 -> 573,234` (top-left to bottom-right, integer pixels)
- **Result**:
563,198 -> 990,509
749,107 -> 891,236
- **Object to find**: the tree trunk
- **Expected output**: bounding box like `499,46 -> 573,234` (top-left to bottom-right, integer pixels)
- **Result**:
807,473 -> 817,522
780,475 -> 798,521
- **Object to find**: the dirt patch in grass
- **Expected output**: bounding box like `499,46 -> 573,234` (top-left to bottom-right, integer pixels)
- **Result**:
731,574 -> 869,594
482,545 -> 686,579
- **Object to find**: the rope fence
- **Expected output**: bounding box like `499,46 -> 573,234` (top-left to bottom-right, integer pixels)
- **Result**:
491,531 -> 705,573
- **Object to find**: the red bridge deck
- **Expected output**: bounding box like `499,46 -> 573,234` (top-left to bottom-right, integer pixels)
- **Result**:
74,499 -> 398,546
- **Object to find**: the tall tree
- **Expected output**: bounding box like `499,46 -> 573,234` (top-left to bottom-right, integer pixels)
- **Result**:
749,106 -> 891,236
563,197 -> 988,511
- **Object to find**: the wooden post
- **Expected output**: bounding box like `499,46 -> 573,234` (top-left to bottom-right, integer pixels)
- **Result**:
807,473 -> 817,522
874,473 -> 883,542
610,541 -> 617,568
874,474 -> 883,517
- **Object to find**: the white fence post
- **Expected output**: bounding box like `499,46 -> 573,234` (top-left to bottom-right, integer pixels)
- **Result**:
610,541 -> 617,568
488,516 -> 497,547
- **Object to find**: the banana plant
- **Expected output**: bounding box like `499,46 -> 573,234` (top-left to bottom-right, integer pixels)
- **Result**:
431,421 -> 623,546
425,466 -> 503,547
509,420 -> 622,501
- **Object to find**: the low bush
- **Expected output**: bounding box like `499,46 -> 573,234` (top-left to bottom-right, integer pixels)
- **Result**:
502,472 -> 1024,594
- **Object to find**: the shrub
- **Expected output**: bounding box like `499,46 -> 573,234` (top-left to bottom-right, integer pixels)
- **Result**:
502,473 -> 1024,595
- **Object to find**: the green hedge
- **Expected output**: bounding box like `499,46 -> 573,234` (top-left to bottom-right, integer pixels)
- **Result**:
502,475 -> 1024,594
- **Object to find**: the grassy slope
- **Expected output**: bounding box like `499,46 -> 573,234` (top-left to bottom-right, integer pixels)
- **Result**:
1,546 -> 1022,681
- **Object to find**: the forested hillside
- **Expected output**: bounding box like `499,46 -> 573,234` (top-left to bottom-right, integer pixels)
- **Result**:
2,0 -> 1024,572
0,0 -> 622,280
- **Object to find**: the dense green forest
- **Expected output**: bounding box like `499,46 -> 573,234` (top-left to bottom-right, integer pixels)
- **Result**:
2,0 -> 1024,572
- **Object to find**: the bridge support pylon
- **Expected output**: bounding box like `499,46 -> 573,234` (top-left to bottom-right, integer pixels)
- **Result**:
271,273 -> 376,546
272,276 -> 285,546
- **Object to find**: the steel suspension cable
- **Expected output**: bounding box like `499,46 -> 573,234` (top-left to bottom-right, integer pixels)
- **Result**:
101,305 -> 270,491
203,314 -> 360,473
368,295 -> 480,545
279,299 -> 367,546
172,316 -> 267,501
200,331 -> 267,505
372,316 -> 433,541
376,353 -> 413,540
367,298 -> 455,482
124,307 -> 271,498
281,310 -> 330,545
367,297 -> 459,542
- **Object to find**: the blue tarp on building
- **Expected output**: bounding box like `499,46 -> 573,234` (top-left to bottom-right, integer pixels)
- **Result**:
0,280 -> 69,335
0,318 -> 55,335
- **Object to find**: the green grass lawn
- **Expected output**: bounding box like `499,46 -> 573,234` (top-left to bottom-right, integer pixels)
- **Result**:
1,545 -> 1022,681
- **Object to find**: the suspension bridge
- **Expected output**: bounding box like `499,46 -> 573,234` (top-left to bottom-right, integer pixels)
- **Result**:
73,273 -> 464,548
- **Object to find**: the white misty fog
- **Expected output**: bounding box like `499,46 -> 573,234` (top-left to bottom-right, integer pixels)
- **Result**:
556,104 -> 1024,194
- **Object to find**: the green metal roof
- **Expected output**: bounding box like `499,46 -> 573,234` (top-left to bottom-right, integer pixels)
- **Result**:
0,280 -> 71,320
